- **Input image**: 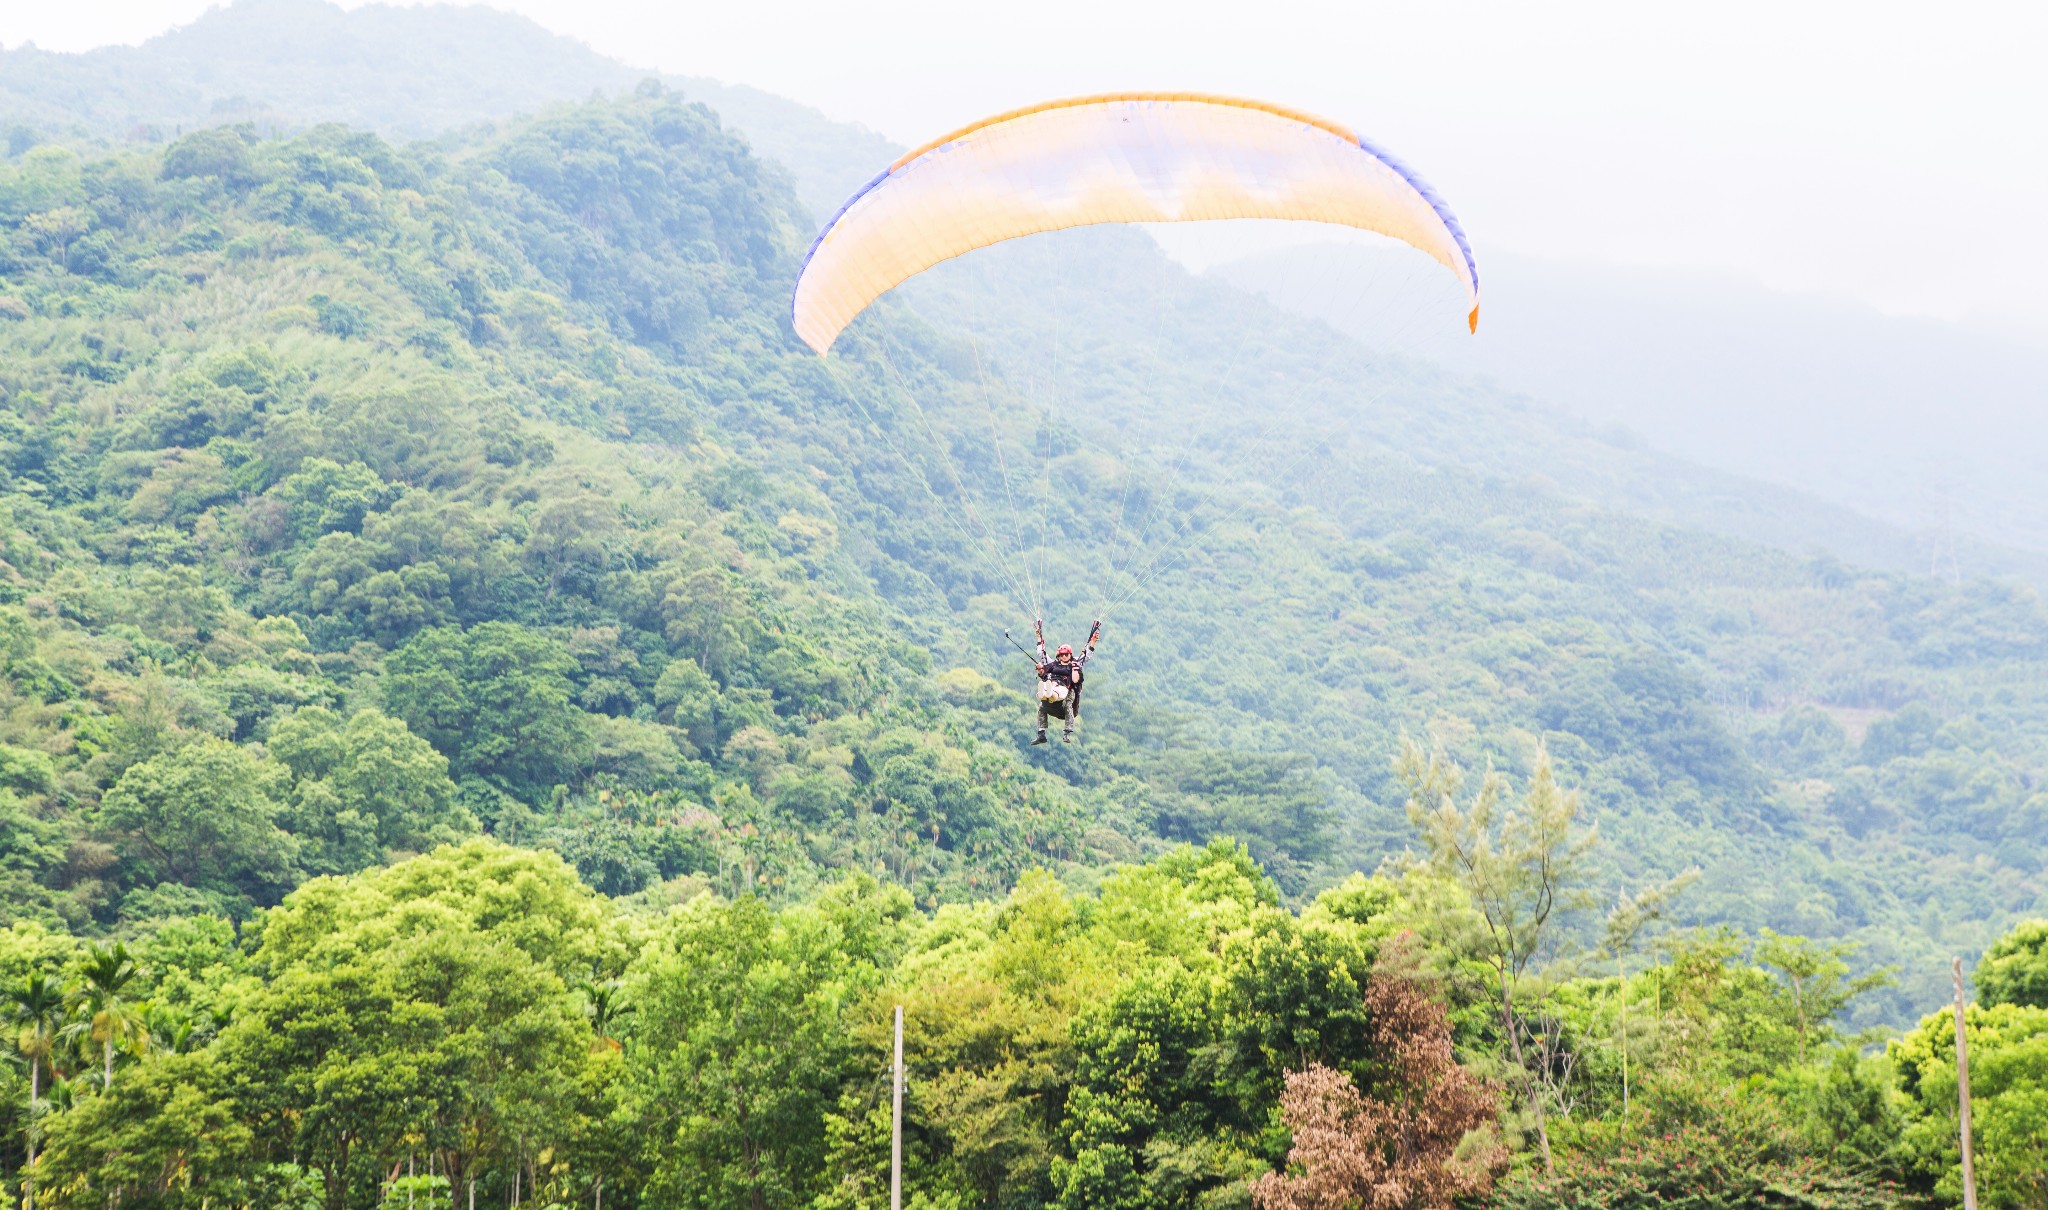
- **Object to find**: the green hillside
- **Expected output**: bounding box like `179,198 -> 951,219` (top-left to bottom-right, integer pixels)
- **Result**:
0,98 -> 1138,919
2,31 -> 2047,1208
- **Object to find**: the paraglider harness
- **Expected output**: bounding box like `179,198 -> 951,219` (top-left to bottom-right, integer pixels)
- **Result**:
1036,658 -> 1080,721
1009,619 -> 1100,729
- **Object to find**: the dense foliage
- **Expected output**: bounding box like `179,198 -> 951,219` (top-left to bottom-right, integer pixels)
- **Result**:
9,809 -> 2040,1208
0,96 -> 1152,932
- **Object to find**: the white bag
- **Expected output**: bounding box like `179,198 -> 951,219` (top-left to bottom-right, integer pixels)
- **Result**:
1037,679 -> 1069,703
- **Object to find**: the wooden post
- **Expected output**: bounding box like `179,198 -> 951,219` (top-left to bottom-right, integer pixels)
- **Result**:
1618,956 -> 1630,1121
892,1005 -> 905,1210
1954,957 -> 1978,1210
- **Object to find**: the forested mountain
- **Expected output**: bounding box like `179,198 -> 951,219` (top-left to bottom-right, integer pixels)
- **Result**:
3,6 -> 2048,1205
1,0 -> 2046,1027
0,61 -> 2031,1031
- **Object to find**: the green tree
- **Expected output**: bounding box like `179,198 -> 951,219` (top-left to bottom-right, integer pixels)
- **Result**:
1054,961 -> 1267,1210
1777,1046 -> 1904,1173
161,124 -> 258,185
631,876 -> 911,1210
1048,844 -> 1390,1210
64,942 -> 147,1087
581,978 -> 634,1051
269,706 -> 474,874
1892,1000 -> 2048,1208
224,843 -> 611,1210
7,971 -> 67,1209
35,1051 -> 255,1210
382,623 -> 592,803
1754,930 -> 1894,1063
1397,740 -> 1593,1169
1977,919 -> 2048,1009
878,870 -> 1108,1208
96,737 -> 299,904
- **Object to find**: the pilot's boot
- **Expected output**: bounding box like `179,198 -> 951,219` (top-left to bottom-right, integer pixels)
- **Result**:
1031,729 -> 1048,745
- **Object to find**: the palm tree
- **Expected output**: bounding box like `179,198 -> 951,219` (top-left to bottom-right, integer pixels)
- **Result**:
64,942 -> 147,1087
580,978 -> 634,1052
147,1002 -> 198,1055
7,973 -> 67,1210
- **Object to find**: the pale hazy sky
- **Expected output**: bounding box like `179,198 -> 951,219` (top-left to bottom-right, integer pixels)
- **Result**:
6,0 -> 2045,338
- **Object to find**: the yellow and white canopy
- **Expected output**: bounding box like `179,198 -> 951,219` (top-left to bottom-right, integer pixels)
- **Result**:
790,92 -> 1480,355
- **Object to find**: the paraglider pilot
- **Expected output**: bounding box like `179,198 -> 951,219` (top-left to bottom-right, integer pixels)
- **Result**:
1032,618 -> 1101,745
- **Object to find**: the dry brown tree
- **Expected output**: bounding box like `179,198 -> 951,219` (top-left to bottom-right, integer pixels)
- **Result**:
1251,960 -> 1504,1210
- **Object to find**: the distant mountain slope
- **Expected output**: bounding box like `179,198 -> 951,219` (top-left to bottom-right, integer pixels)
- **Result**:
1217,244 -> 2048,563
904,226 -> 2048,586
0,0 -> 893,215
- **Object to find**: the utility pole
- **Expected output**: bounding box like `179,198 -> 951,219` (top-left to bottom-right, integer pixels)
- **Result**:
892,1004 -> 905,1210
1954,958 -> 1978,1210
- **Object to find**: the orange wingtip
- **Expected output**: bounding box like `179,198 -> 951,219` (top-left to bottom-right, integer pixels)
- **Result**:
1468,305 -> 1480,334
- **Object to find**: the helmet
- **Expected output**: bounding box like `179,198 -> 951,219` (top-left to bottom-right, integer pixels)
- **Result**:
1056,644 -> 1074,658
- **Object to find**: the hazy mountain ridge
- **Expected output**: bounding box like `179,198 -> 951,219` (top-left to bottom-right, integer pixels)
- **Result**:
1218,244 -> 2048,564
0,0 -> 893,216
906,227 -> 2048,586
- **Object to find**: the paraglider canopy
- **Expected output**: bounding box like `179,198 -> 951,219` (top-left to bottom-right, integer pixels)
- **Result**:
790,91 -> 1480,355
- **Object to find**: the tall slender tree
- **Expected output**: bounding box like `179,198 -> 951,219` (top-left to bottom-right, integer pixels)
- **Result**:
8,973 -> 68,1210
1398,740 -> 1595,1170
64,943 -> 148,1087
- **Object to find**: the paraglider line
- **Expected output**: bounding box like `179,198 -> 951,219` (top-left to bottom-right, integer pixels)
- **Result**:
1102,221 -> 1362,610
1105,272 -> 1443,613
823,334 -> 1038,620
964,308 -> 1042,617
873,330 -> 1042,616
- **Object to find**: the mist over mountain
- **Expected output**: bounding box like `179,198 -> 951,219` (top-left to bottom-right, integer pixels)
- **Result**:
906,225 -> 2048,588
1218,243 -> 2048,565
0,0 -> 892,215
